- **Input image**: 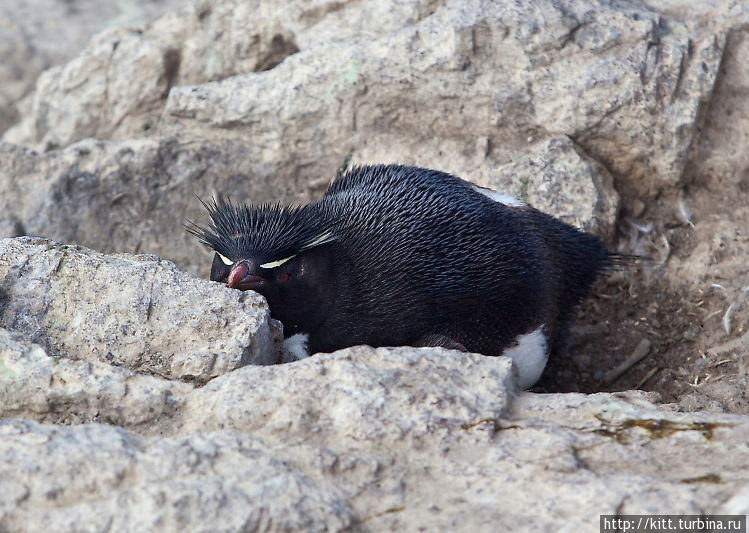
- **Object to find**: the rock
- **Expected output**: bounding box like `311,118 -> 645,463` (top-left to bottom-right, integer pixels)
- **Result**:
0,138 -> 294,275
1,0 -> 742,271
7,27 -> 177,151
3,0 -> 749,529
3,0 -> 729,199
0,15 -> 44,135
721,484 -> 749,515
684,2 -> 749,190
0,327 -> 191,429
2,345 -> 749,531
3,0 -> 438,150
177,346 -> 517,448
0,0 -> 744,272
160,0 -> 725,199
0,136 -> 617,277
481,137 -> 620,240
0,237 -> 281,382
354,136 -> 620,239
0,0 -> 185,136
176,352 -> 749,529
0,420 -> 355,533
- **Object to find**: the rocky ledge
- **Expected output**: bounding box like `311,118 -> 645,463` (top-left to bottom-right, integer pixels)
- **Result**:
1,237 -> 749,531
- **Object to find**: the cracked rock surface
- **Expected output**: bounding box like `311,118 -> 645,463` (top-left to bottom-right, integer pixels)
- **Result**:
2,303 -> 749,531
0,0 -> 185,135
0,237 -> 281,383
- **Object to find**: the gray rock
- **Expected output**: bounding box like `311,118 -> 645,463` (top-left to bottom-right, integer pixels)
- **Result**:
2,0 -> 749,529
0,0 -> 186,136
0,237 -> 281,382
177,346 -> 517,448
3,0 -> 731,198
161,0 -> 725,198
0,138 -> 293,275
0,327 -> 191,430
1,0 -> 743,274
0,0 -> 749,275
176,350 -> 749,530
6,27 -> 175,151
352,137 -> 619,240
2,344 -> 749,532
480,137 -> 620,240
0,15 -> 44,135
0,135 -> 616,278
0,420 -> 354,533
3,0 -> 440,150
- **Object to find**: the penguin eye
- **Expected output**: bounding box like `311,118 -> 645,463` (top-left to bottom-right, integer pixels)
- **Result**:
279,272 -> 292,282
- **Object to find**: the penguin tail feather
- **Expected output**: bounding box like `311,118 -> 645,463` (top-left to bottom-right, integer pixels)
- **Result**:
603,253 -> 650,271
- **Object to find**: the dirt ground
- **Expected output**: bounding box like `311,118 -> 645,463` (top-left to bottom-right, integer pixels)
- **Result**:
537,185 -> 749,414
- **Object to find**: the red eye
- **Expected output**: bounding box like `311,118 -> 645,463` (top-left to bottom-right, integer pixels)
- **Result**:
279,273 -> 292,282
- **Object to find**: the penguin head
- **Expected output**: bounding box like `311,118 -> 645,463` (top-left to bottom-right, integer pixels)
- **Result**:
188,198 -> 338,336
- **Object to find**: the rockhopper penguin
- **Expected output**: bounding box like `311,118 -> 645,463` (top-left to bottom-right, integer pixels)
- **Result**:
189,164 -> 619,389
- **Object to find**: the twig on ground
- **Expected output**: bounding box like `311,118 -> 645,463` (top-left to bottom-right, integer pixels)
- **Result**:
635,366 -> 660,389
601,338 -> 652,386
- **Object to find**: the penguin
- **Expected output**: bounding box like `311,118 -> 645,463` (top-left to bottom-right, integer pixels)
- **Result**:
188,164 -> 622,389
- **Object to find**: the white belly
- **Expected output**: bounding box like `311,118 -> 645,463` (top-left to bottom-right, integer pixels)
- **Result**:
283,333 -> 311,362
502,326 -> 549,389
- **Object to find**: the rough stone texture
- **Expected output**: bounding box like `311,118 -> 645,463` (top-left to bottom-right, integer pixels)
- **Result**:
0,0 -> 185,136
683,3 -> 749,192
7,27 -> 176,151
0,327 -> 191,429
5,234 -> 747,530
352,136 -> 620,240
0,135 -> 618,275
2,344 -> 749,532
3,0 -> 442,150
0,0 -> 725,182
483,136 -> 620,240
178,346 -> 516,446
0,237 -> 280,382
0,13 -> 44,136
161,0 -> 725,198
0,420 -> 355,533
1,0 -> 730,187
0,138 -> 279,275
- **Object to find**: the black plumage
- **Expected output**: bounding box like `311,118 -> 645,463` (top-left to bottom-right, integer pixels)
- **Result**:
189,164 -> 618,387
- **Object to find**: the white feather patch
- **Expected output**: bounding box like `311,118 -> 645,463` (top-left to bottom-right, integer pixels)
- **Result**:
472,184 -> 525,207
502,326 -> 548,389
302,231 -> 335,250
283,333 -> 311,361
217,252 -> 233,265
260,255 -> 296,269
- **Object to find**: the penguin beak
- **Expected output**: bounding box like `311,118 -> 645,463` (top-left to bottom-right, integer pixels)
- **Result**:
226,261 -> 264,291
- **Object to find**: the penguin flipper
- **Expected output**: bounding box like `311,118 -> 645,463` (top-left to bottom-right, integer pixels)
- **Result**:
414,334 -> 468,352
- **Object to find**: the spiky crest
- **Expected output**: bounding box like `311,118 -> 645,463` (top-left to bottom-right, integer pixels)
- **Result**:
186,197 -> 336,262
